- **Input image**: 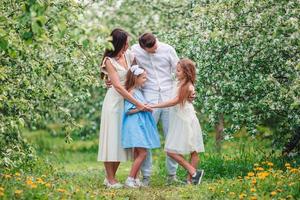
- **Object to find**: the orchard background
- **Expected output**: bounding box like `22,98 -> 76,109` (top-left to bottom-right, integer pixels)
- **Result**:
0,0 -> 299,199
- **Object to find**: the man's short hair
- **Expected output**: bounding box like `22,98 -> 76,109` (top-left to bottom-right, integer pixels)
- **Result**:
139,33 -> 156,49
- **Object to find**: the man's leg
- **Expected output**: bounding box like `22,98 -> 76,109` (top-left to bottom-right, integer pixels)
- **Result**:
161,107 -> 178,177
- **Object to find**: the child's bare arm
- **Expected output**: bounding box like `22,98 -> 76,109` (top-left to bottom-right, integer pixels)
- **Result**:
151,96 -> 180,108
126,108 -> 140,115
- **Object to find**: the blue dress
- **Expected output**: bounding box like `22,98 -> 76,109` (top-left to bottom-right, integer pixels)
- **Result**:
122,89 -> 161,149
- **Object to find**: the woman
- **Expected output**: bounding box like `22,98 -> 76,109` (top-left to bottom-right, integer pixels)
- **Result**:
97,28 -> 150,188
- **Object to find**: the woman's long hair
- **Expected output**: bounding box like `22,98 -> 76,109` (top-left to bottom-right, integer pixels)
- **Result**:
177,58 -> 196,106
101,28 -> 129,79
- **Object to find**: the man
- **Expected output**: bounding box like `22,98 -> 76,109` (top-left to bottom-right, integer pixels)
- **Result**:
131,32 -> 180,186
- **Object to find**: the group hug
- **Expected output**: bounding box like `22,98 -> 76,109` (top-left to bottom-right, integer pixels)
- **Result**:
97,28 -> 205,189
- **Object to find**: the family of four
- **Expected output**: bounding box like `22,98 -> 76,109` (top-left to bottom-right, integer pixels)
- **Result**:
97,28 -> 205,188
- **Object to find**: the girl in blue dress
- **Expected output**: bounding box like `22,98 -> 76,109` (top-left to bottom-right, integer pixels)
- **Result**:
122,65 -> 160,188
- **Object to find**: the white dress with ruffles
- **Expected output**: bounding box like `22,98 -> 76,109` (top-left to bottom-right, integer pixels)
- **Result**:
97,50 -> 134,162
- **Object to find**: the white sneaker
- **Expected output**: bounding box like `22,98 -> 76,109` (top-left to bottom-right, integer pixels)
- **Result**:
106,182 -> 123,189
134,179 -> 143,187
125,177 -> 139,188
103,178 -> 108,186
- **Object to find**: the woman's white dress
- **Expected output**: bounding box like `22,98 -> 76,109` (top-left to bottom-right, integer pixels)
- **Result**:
97,50 -> 133,162
165,84 -> 205,155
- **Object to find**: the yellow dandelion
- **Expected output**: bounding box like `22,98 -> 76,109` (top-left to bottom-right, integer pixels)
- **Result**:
36,178 -> 45,184
26,179 -> 34,185
57,188 -> 66,193
245,176 -> 250,180
248,172 -> 255,177
250,188 -> 256,192
0,187 -> 4,192
3,174 -> 12,179
29,184 -> 37,189
286,166 -> 292,170
288,182 -> 295,186
285,163 -> 291,167
15,172 -> 21,177
257,172 -> 269,180
271,191 -> 277,196
257,167 -> 264,171
0,191 -> 4,197
15,190 -> 23,195
229,192 -> 235,196
239,193 -> 247,199
208,187 -> 214,191
250,196 -> 257,200
252,178 -> 257,184
290,168 -> 298,173
45,183 -> 51,188
267,162 -> 274,167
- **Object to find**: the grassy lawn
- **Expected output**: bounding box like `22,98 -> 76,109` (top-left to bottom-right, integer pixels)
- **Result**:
0,129 -> 299,199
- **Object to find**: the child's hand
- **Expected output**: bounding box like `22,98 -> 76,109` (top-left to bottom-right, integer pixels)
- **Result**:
188,91 -> 196,103
144,104 -> 153,112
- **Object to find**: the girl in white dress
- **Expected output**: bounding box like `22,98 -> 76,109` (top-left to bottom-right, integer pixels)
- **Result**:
151,58 -> 205,185
98,28 -> 151,188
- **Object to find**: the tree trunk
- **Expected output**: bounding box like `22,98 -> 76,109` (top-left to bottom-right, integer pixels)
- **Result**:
215,114 -> 224,152
282,126 -> 300,156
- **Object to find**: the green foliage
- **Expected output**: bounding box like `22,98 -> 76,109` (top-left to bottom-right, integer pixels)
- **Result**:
1,0 -> 299,170
92,0 -> 300,152
0,0 -> 110,169
159,1 -> 300,150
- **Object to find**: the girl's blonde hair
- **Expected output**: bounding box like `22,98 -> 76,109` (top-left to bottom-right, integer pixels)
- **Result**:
177,58 -> 196,106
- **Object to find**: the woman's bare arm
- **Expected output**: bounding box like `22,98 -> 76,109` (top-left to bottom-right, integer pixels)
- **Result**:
105,59 -> 150,111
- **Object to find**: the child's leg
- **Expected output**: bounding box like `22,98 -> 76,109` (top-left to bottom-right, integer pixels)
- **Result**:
167,152 -> 196,176
133,149 -> 140,179
129,148 -> 147,178
187,151 -> 199,181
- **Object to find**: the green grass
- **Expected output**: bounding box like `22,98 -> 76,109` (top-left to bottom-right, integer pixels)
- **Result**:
0,128 -> 299,199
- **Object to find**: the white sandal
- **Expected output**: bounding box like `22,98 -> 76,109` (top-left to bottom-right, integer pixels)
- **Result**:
104,178 -> 123,189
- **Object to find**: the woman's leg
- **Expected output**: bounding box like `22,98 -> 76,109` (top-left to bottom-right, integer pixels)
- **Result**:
104,162 -> 118,184
112,162 -> 120,177
187,151 -> 199,181
167,152 -> 196,176
129,148 -> 147,178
